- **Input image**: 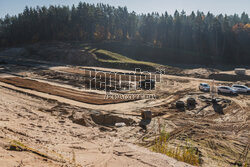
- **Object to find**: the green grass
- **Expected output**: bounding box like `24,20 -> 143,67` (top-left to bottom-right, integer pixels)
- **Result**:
81,44 -> 161,71
95,49 -> 159,67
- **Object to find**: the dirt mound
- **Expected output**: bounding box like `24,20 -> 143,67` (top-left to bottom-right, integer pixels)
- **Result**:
0,77 -> 135,105
70,111 -> 97,127
43,103 -> 136,127
209,73 -> 250,82
25,42 -> 98,66
70,111 -> 136,127
90,114 -> 136,126
0,42 -> 98,66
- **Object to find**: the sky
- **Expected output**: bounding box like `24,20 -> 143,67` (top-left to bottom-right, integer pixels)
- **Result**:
0,0 -> 250,18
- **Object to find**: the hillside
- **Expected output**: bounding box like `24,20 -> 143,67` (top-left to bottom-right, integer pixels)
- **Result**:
1,3 -> 250,66
0,41 -> 160,71
1,41 -> 250,84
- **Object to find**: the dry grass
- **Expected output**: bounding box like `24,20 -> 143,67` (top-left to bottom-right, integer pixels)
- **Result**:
9,140 -> 56,160
151,130 -> 200,166
9,140 -> 82,166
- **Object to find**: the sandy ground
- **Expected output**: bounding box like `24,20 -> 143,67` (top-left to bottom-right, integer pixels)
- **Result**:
0,86 -> 192,167
0,59 -> 249,166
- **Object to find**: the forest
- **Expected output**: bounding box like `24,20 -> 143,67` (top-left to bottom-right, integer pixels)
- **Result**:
0,2 -> 249,65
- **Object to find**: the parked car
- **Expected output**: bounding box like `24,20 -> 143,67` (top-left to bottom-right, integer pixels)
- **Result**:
232,84 -> 250,93
217,86 -> 237,94
199,83 -> 210,92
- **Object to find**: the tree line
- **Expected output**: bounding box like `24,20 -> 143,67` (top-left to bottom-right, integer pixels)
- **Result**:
0,2 -> 249,65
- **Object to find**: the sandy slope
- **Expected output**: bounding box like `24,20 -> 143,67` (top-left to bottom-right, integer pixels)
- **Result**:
0,86 -> 193,167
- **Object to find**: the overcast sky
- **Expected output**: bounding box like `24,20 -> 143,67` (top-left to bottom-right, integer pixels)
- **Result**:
1,0 -> 250,18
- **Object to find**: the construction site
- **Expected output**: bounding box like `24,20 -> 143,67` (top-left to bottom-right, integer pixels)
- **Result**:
0,44 -> 249,167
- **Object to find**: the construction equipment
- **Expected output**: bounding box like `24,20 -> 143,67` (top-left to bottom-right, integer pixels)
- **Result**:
176,101 -> 185,109
187,97 -> 196,109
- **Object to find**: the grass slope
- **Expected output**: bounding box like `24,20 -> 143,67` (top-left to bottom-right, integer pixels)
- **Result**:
82,44 -> 161,71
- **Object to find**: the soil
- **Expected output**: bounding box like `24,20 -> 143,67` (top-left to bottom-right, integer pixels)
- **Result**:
0,44 -> 249,167
0,87 -> 192,167
0,77 -> 136,105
